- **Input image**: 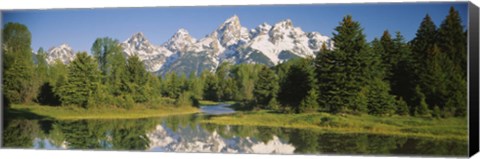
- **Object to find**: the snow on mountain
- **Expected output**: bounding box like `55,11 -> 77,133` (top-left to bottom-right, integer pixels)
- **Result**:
144,15 -> 333,74
213,15 -> 251,47
46,44 -> 76,65
121,32 -> 173,72
146,124 -> 295,154
47,15 -> 333,75
242,19 -> 333,65
163,28 -> 198,53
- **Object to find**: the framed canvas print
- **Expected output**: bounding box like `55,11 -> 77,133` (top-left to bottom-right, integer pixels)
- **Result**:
1,0 -> 479,158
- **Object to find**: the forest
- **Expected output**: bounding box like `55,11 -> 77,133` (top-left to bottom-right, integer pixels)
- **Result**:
2,6 -> 467,119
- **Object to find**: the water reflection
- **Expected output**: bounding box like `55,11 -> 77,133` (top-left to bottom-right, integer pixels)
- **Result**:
2,116 -> 468,157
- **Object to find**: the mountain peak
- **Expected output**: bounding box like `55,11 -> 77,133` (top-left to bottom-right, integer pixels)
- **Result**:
164,28 -> 197,53
126,32 -> 149,43
46,44 -> 75,65
173,28 -> 192,38
214,15 -> 247,46
273,19 -> 294,29
225,15 -> 240,23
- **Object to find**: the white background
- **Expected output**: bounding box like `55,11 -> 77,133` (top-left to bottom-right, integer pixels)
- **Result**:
0,0 -> 479,159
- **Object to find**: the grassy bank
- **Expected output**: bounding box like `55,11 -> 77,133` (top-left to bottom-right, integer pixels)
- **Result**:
201,110 -> 467,141
8,104 -> 199,120
199,100 -> 236,106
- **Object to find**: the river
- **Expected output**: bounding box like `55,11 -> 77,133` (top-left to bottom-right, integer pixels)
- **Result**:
2,103 -> 467,156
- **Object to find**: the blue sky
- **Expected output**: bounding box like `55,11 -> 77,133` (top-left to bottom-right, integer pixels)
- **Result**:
2,2 -> 468,53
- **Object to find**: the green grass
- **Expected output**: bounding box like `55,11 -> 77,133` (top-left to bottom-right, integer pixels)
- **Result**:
201,110 -> 467,141
199,100 -> 236,106
9,104 -> 199,120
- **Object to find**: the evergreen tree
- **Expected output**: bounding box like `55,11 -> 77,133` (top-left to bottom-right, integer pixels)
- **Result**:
421,45 -> 449,111
201,70 -> 219,101
253,66 -> 279,109
379,30 -> 395,76
414,85 -> 430,117
396,97 -> 410,116
316,15 -> 372,114
278,58 -> 317,113
163,72 -> 182,98
437,6 -> 467,117
437,6 -> 467,75
123,55 -> 149,103
57,52 -> 101,108
411,14 -> 437,66
389,32 -> 416,113
366,79 -> 396,116
298,89 -> 319,113
2,23 -> 36,103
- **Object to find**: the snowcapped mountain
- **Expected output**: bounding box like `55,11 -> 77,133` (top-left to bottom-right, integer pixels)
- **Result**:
146,124 -> 295,154
46,15 -> 333,75
151,15 -> 333,75
46,44 -> 76,65
121,32 -> 173,72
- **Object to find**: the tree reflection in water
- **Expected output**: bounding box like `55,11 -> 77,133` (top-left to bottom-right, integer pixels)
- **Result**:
2,117 -> 468,157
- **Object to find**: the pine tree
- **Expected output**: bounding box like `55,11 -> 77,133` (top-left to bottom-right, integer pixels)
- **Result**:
421,45 -> 449,111
278,58 -> 317,113
57,52 -> 101,108
411,14 -> 437,66
379,30 -> 395,77
253,66 -> 279,109
396,97 -> 410,116
298,89 -> 319,113
366,79 -> 396,116
201,70 -> 219,101
389,32 -> 416,114
437,6 -> 467,117
2,23 -> 36,103
414,85 -> 430,117
437,6 -> 467,75
316,15 -> 372,114
123,55 -> 149,103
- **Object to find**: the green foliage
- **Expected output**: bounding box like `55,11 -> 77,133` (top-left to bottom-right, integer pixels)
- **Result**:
396,98 -> 410,116
316,15 -> 372,114
298,89 -> 319,113
57,52 -> 102,108
2,120 -> 41,148
162,72 -> 183,98
437,7 -> 467,75
414,86 -> 430,117
215,62 -> 236,101
231,64 -> 262,101
175,91 -> 199,107
366,79 -> 396,116
278,58 -> 317,113
123,55 -> 150,103
2,22 -> 36,103
253,66 -> 279,109
91,37 -> 124,76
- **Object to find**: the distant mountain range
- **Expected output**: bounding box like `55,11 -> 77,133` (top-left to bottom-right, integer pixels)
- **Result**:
42,15 -> 333,75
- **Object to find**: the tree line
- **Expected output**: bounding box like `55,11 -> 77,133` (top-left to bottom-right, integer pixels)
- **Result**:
2,7 -> 467,117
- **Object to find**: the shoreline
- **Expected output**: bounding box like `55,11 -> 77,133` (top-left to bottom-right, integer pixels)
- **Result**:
7,104 -> 200,120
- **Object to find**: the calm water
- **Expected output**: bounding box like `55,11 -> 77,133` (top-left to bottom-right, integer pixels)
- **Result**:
2,104 -> 468,157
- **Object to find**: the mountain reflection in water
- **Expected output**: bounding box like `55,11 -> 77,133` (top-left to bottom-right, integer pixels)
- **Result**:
2,104 -> 468,156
